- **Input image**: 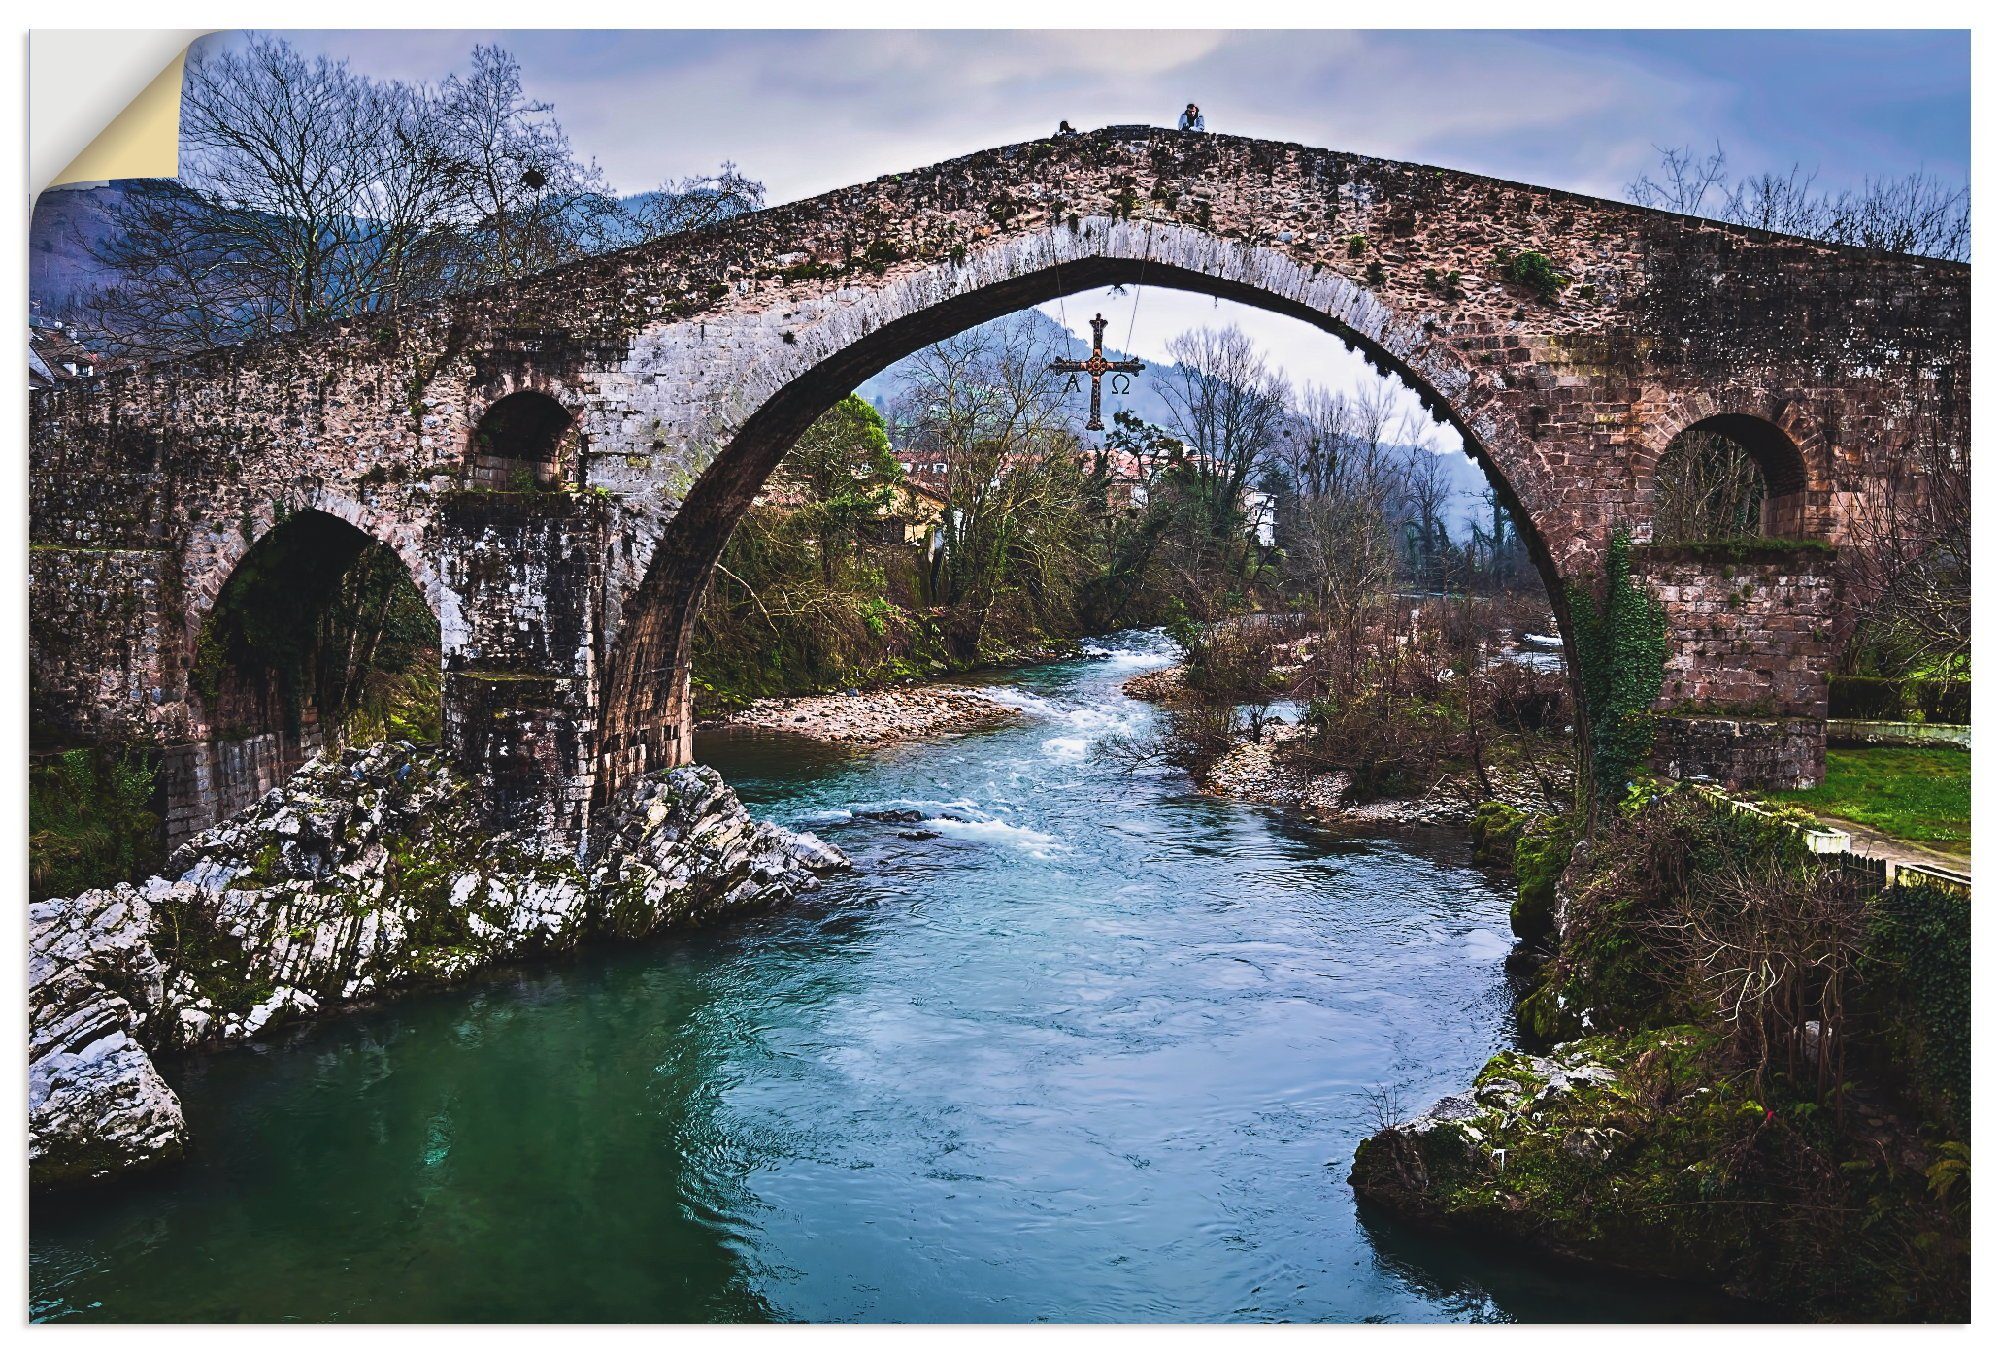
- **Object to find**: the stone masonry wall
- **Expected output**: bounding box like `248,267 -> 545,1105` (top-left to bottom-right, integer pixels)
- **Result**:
28,547 -> 184,744
1652,716 -> 1826,791
156,729 -> 324,847
437,492 -> 608,845
1638,546 -> 1838,719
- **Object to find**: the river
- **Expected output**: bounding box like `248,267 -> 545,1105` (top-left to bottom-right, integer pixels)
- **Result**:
30,632 -> 1734,1322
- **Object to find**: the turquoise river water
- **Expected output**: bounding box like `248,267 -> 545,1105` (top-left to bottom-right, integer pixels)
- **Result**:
30,632 -> 1744,1322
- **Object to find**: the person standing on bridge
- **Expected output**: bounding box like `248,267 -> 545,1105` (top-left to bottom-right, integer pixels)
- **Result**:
1178,103 -> 1206,132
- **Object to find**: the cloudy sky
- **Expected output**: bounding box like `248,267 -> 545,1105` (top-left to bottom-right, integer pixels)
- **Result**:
240,29 -> 1968,208
195,29 -> 1969,478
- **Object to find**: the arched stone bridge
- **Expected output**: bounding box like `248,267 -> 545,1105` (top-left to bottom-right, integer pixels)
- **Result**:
29,126 -> 1969,850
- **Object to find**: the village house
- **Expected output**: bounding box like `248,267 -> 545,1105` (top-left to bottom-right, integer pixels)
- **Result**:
28,311 -> 103,389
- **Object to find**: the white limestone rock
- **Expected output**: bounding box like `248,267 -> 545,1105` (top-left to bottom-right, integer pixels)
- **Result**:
30,744 -> 848,1189
28,884 -> 186,1187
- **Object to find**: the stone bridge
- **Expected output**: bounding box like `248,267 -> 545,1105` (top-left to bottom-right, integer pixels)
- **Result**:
29,126 -> 1969,852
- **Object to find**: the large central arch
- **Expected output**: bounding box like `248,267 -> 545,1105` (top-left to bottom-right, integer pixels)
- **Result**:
597,221 -> 1573,800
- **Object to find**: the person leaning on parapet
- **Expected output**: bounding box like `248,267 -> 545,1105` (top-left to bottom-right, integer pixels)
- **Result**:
1178,103 -> 1205,132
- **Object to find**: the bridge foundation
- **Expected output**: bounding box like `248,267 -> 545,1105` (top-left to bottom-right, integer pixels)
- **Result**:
1636,542 -> 1836,788
437,491 -> 609,852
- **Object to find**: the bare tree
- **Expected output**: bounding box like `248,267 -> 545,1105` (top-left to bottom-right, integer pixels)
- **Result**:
84,37 -> 418,351
1401,443 -> 1458,592
625,162 -> 766,237
1839,380 -> 1970,674
1627,141 -> 1732,216
1279,384 -> 1416,684
426,44 -> 626,286
1630,143 -> 1969,262
76,34 -> 764,360
1156,324 -> 1293,535
1651,429 -> 1766,545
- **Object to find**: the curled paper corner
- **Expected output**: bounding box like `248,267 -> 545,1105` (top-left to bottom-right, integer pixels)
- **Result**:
36,33 -> 200,192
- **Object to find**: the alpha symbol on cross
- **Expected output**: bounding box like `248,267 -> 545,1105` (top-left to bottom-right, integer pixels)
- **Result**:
1048,313 -> 1144,431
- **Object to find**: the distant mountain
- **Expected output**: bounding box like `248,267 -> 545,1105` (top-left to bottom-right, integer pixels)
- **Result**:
28,181 -> 746,327
29,181 -> 146,318
856,308 -> 1495,540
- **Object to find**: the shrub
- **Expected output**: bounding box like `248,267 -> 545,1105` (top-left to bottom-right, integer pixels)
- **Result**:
1830,675 -> 1971,724
1495,246 -> 1567,301
29,747 -> 163,900
1293,695 -> 1459,802
1910,680 -> 1971,724
1518,785 -> 1809,1043
1859,883 -> 1970,1131
1830,675 -> 1906,721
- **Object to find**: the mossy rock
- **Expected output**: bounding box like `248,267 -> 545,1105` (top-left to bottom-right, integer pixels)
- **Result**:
1515,977 -> 1581,1045
1510,815 -> 1575,942
1469,801 -> 1528,870
1353,1026 -> 1966,1317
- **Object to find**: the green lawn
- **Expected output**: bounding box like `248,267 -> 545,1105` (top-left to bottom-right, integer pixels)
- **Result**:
1769,745 -> 1971,854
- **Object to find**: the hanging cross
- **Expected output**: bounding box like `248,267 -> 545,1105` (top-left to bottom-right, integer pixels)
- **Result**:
1048,313 -> 1144,432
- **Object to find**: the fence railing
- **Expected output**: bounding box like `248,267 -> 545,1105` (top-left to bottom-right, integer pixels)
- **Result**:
1826,719 -> 1970,750
1695,784 -> 1971,898
1824,851 -> 1972,897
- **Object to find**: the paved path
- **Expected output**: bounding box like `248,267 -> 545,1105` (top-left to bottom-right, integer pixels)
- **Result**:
1820,814 -> 1971,877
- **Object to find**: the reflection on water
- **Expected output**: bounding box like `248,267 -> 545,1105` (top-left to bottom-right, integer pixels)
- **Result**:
31,632 -> 1744,1322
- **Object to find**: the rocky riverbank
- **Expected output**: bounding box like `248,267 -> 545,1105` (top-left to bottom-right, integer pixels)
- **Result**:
1351,785 -> 1970,1320
1349,1024 -> 1965,1319
1350,1034 -> 1725,1281
700,683 -> 1021,747
1118,663 -> 1197,706
29,743 -> 846,1190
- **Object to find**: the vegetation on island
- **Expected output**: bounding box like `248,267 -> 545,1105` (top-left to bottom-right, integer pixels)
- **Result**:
28,746 -> 165,902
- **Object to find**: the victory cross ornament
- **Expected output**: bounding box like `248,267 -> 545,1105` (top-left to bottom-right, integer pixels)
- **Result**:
1049,313 -> 1144,432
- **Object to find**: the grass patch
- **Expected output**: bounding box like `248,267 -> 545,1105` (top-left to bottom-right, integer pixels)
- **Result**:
1769,745 -> 1970,853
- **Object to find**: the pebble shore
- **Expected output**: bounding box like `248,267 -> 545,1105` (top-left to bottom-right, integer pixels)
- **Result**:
701,684 -> 1021,747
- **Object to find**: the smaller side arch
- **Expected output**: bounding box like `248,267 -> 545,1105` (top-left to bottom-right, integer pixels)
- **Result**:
465,389 -> 579,490
1645,411 -> 1816,542
183,489 -> 442,643
165,506 -> 444,844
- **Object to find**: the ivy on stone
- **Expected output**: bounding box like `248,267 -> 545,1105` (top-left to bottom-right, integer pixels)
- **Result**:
1569,528 -> 1668,805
